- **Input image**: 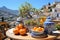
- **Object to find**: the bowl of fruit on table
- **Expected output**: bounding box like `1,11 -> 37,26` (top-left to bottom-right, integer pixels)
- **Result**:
30,26 -> 44,37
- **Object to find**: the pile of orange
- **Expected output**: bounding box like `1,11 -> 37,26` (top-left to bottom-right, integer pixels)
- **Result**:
13,24 -> 27,35
40,16 -> 46,25
33,26 -> 44,32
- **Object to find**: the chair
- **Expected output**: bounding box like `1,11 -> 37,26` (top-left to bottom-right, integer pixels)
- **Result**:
0,30 -> 5,40
0,22 -> 9,39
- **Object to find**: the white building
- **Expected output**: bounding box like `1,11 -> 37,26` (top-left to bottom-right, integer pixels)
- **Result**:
51,2 -> 60,18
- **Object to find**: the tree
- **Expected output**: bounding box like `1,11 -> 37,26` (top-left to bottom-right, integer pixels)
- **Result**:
19,2 -> 32,18
31,8 -> 37,14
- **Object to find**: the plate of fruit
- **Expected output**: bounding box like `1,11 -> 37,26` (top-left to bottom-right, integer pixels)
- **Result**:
13,23 -> 28,36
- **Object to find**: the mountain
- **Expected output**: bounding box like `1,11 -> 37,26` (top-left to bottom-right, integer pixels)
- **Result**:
0,6 -> 19,21
0,6 -> 19,15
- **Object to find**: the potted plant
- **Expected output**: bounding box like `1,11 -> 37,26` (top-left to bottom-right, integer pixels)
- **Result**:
55,24 -> 60,30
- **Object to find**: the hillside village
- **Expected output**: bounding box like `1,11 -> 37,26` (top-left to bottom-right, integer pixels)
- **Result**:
0,1 -> 60,23
41,2 -> 60,18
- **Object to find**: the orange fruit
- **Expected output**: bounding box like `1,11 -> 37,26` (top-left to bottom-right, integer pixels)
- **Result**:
15,25 -> 20,30
40,19 -> 44,24
35,27 -> 44,32
41,17 -> 46,22
33,27 -> 38,30
43,18 -> 46,22
39,27 -> 44,31
15,24 -> 24,30
18,24 -> 24,29
19,28 -> 27,35
19,24 -> 24,27
41,28 -> 44,31
36,28 -> 40,32
13,28 -> 19,35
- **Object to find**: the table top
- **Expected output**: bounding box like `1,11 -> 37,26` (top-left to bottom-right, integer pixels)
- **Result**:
52,20 -> 60,22
57,36 -> 60,39
6,28 -> 56,40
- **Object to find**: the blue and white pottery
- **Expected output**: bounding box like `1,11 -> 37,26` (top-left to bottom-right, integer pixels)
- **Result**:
44,21 -> 56,34
30,29 -> 44,37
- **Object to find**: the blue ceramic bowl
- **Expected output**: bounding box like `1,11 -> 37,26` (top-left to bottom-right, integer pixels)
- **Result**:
30,29 -> 44,36
30,33 -> 41,37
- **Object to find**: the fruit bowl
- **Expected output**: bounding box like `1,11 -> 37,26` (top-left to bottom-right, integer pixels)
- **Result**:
31,29 -> 44,35
30,27 -> 44,37
30,29 -> 44,38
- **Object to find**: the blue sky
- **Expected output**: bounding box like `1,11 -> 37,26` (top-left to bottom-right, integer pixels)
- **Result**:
0,0 -> 54,10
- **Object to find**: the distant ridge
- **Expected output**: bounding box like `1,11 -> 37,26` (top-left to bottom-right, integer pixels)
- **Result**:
0,6 -> 19,15
0,6 -> 19,21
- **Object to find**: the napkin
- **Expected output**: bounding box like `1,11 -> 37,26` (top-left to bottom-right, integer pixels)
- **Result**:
52,31 -> 60,34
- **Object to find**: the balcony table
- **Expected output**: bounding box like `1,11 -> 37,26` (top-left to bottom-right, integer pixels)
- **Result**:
52,30 -> 60,40
6,28 -> 56,40
52,20 -> 60,24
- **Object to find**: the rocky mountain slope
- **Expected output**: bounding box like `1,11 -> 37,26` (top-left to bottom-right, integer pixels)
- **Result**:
0,6 -> 19,22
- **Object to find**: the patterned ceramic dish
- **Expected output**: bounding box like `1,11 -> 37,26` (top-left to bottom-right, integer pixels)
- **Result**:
30,29 -> 44,36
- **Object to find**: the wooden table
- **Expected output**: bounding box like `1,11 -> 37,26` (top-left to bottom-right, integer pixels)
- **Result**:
57,36 -> 60,40
6,28 -> 56,40
52,30 -> 60,40
52,20 -> 60,24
